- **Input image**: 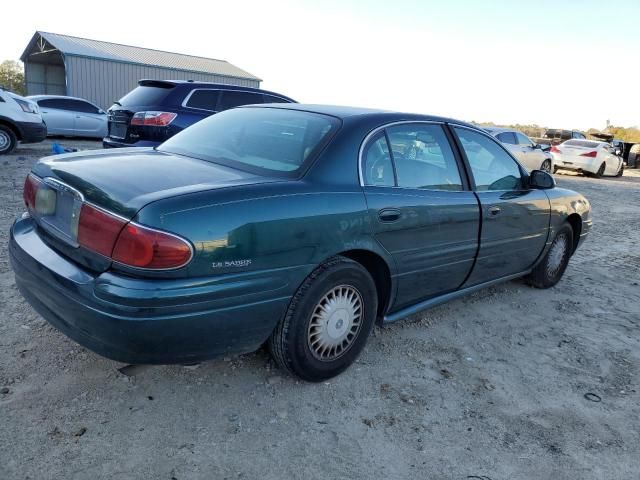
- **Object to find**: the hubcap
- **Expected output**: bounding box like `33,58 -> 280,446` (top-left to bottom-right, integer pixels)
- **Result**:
547,233 -> 568,278
0,131 -> 10,151
541,160 -> 551,172
307,285 -> 363,361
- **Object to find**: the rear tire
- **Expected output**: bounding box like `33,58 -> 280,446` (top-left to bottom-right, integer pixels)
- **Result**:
594,162 -> 606,178
615,162 -> 624,177
0,125 -> 17,155
541,159 -> 552,173
268,256 -> 378,382
526,224 -> 573,289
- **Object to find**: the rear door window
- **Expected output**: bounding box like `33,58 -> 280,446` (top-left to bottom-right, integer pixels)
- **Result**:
185,89 -> 221,111
386,124 -> 463,191
38,98 -> 72,110
496,132 -> 517,144
362,133 -> 394,187
218,91 -> 264,111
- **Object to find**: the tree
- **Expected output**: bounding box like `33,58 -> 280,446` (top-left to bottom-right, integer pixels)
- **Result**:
0,60 -> 26,96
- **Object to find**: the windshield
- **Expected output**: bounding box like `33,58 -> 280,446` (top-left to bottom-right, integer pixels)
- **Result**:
158,107 -> 340,177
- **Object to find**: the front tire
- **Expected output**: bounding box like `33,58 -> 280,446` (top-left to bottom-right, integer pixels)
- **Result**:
269,256 -> 378,382
526,224 -> 573,289
541,159 -> 552,173
0,125 -> 17,155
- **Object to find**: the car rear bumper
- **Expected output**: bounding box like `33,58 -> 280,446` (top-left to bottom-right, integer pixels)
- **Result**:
552,155 -> 599,174
102,137 -> 160,149
17,121 -> 47,143
10,216 -> 303,364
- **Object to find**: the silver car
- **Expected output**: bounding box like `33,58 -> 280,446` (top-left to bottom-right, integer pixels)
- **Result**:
28,95 -> 108,139
485,127 -> 554,173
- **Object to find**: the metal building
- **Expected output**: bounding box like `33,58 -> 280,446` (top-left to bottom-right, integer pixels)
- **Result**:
20,31 -> 262,109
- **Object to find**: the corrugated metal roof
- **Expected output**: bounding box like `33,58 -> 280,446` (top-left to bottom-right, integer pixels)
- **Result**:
22,31 -> 261,81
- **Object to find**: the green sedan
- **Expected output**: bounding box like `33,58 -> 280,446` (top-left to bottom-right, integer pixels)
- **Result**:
9,104 -> 591,381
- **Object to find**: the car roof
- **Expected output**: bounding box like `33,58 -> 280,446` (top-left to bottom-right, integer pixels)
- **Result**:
244,103 -> 478,127
28,95 -> 96,103
138,79 -> 295,101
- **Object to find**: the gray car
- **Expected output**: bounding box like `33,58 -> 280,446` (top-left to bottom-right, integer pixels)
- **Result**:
27,95 -> 108,139
485,127 -> 554,173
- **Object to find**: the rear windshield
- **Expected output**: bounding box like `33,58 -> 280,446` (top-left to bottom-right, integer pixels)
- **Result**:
116,85 -> 173,107
158,107 -> 340,177
564,140 -> 601,148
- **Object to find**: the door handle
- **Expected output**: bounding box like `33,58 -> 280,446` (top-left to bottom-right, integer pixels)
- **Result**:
488,206 -> 501,217
378,208 -> 402,223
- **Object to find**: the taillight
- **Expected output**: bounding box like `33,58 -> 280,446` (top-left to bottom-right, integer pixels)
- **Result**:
23,174 -> 192,270
77,203 -> 192,269
112,223 -> 193,269
77,204 -> 127,257
130,111 -> 177,126
580,151 -> 598,158
23,174 -> 41,211
550,146 -> 561,154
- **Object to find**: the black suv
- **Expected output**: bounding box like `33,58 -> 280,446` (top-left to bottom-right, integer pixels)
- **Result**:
103,80 -> 296,148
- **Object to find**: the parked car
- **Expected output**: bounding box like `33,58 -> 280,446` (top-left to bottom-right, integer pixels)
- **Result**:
551,139 -> 624,177
103,80 -> 296,148
0,88 -> 47,155
628,143 -> 640,168
485,127 -> 554,173
10,105 -> 592,381
542,128 -> 587,145
28,95 -> 108,138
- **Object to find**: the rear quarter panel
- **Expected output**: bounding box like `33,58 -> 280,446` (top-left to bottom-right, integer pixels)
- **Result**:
134,180 -> 385,282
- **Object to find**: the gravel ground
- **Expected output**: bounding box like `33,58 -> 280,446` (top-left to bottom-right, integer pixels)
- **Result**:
1,140 -> 639,480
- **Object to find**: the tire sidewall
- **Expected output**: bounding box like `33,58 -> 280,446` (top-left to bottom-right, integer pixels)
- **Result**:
285,261 -> 377,381
0,126 -> 17,155
543,225 -> 573,286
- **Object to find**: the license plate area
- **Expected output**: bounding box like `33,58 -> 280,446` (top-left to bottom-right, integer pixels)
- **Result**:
35,178 -> 83,247
109,122 -> 128,139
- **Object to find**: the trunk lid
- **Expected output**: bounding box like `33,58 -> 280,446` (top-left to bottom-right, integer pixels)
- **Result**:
29,149 -> 273,272
32,148 -> 269,218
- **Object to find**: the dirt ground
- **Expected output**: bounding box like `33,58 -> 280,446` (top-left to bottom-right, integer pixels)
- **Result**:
1,139 -> 639,480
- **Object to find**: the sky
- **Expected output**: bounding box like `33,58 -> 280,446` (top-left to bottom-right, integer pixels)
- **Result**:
1,0 -> 639,130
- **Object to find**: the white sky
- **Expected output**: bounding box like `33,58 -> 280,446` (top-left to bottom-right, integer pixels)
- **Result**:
1,0 -> 638,130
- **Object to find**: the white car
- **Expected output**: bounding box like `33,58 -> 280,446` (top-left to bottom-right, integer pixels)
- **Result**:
551,139 -> 624,177
485,127 -> 554,173
0,88 -> 47,155
28,95 -> 108,139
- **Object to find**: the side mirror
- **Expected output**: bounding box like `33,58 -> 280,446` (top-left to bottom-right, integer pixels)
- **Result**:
529,170 -> 555,189
615,148 -> 621,156
532,143 -> 541,149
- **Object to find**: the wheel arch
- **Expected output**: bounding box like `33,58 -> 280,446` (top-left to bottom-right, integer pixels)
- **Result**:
0,117 -> 22,140
338,249 -> 393,323
566,213 -> 582,253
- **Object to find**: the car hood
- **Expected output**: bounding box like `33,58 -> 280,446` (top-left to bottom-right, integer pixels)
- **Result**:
32,147 -> 273,219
